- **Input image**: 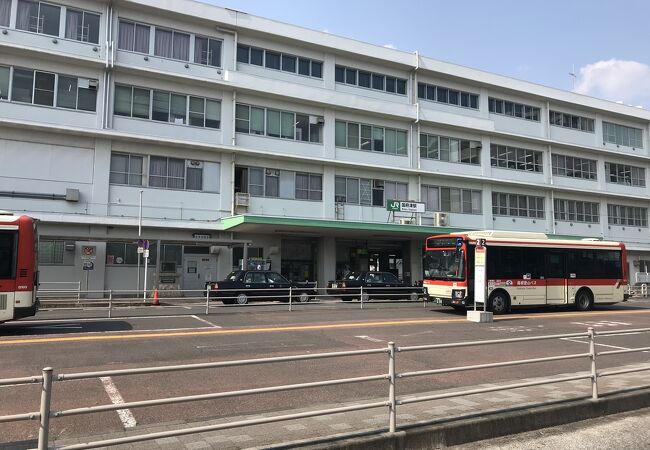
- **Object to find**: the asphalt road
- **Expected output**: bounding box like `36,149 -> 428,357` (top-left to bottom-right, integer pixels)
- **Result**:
2,298 -> 650,446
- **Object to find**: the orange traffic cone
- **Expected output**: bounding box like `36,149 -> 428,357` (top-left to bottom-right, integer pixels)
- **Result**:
152,288 -> 160,306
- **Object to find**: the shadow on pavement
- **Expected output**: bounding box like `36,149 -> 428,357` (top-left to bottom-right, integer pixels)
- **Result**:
0,320 -> 134,336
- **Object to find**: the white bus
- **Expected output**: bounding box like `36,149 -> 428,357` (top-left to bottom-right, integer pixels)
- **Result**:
423,230 -> 629,314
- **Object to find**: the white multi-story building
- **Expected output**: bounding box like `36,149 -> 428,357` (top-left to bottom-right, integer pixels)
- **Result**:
1,0 -> 649,292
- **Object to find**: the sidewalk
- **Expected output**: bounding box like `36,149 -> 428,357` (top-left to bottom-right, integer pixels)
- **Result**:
50,362 -> 650,450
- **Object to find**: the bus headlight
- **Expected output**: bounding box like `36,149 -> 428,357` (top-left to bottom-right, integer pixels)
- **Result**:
452,289 -> 465,299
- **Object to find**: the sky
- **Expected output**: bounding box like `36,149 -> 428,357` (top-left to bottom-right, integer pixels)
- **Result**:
202,0 -> 650,109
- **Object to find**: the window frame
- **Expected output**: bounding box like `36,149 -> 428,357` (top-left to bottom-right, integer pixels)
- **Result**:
488,96 -> 541,122
417,82 -> 479,110
336,64 -> 408,96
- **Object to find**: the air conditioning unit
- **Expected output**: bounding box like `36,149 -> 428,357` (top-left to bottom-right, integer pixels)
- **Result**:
433,212 -> 449,227
335,202 -> 345,220
399,218 -> 414,225
235,192 -> 250,207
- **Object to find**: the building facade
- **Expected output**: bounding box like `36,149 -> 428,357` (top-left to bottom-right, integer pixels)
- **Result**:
1,0 -> 649,292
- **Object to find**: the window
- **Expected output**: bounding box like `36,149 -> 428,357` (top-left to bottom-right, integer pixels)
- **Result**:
106,242 -> 157,265
335,176 -> 405,206
336,120 -> 407,155
194,36 -> 222,67
490,144 -> 543,172
12,68 -> 34,103
492,192 -> 545,218
554,199 -> 599,223
336,65 -> 407,95
0,66 -> 8,100
551,154 -> 597,180
0,0 -> 10,27
549,111 -> 594,133
419,133 -> 480,164
38,240 -> 64,265
149,156 -> 184,189
154,28 -> 190,60
109,153 -> 144,186
65,8 -> 100,44
605,162 -> 645,187
115,84 -> 220,129
418,82 -> 479,109
488,97 -> 540,122
118,20 -> 150,53
603,121 -> 643,148
33,71 -> 55,106
608,204 -> 648,227
421,185 -> 481,214
295,173 -> 322,201
235,103 -> 323,143
236,44 -> 323,78
16,0 -> 60,36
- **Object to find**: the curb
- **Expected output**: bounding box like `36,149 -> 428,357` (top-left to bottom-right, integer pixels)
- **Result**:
282,387 -> 650,449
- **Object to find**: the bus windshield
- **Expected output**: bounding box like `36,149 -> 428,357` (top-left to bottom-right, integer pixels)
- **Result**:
423,249 -> 464,281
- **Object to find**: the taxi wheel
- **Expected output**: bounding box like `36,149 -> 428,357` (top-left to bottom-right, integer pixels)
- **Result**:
236,293 -> 249,305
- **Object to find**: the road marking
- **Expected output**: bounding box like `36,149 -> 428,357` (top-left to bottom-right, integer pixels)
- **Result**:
4,308 -> 650,346
355,335 -> 384,343
16,315 -> 203,324
561,338 -> 650,352
99,377 -> 137,428
191,315 -> 221,328
570,320 -> 632,327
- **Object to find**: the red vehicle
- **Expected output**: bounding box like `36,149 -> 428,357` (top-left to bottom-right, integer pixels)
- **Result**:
424,230 -> 628,314
0,212 -> 38,323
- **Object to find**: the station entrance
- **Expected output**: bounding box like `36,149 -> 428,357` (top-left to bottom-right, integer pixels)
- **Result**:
335,239 -> 411,283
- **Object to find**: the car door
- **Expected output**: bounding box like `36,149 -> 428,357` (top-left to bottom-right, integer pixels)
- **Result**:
365,272 -> 384,299
381,272 -> 402,299
266,272 -> 290,301
243,272 -> 267,299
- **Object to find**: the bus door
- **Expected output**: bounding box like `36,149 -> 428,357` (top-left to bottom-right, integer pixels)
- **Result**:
545,250 -> 567,304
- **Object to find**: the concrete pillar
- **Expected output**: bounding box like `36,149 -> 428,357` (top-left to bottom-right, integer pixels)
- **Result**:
317,236 -> 336,287
91,139 -> 112,217
409,239 -> 423,283
322,165 -> 336,219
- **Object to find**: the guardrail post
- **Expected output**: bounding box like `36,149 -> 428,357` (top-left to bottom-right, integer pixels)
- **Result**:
360,286 -> 364,310
205,286 -> 211,316
37,367 -> 53,450
388,342 -> 396,433
588,327 -> 598,400
77,281 -> 81,304
108,290 -> 112,319
289,286 -> 293,312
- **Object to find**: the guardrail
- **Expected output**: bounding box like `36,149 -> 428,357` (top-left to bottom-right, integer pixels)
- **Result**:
34,286 -> 429,318
37,281 -> 82,302
2,327 -> 650,449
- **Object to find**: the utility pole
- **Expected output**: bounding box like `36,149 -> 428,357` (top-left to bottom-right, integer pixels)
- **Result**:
137,189 -> 143,291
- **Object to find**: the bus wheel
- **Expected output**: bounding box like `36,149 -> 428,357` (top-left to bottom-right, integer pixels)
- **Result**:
575,290 -> 593,311
489,292 -> 509,315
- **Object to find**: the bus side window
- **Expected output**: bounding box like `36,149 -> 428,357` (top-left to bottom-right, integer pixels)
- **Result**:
545,251 -> 565,279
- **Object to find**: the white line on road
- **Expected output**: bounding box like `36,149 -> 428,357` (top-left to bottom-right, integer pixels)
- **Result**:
355,335 -> 384,343
16,315 -> 202,324
561,337 -> 650,352
191,315 -> 221,328
99,377 -> 137,429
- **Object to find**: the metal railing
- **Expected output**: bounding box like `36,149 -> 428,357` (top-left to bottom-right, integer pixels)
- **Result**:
2,327 -> 650,449
33,286 -> 429,318
37,281 -> 82,302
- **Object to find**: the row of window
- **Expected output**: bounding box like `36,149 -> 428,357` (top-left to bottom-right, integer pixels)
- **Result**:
237,44 -> 323,79
236,104 -> 323,143
335,121 -> 407,155
551,154 -> 597,180
236,166 -> 323,201
488,97 -> 541,122
109,153 -> 220,192
603,121 -> 644,148
118,19 -> 223,68
607,205 -> 648,227
490,144 -> 543,172
417,82 -> 479,109
605,162 -> 646,187
421,185 -> 482,214
549,110 -> 595,133
334,177 -> 408,206
553,199 -> 600,223
0,65 -> 97,111
6,0 -> 101,43
492,192 -> 545,218
114,84 -> 221,129
419,133 -> 481,165
335,65 -> 407,95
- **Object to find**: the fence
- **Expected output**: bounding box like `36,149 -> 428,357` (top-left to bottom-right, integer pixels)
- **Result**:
2,327 -> 650,449
34,286 -> 430,318
37,282 -> 82,302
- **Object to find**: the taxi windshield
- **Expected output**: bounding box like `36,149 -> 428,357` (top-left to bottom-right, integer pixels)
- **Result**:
423,250 -> 464,281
